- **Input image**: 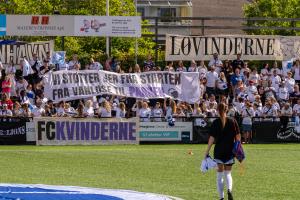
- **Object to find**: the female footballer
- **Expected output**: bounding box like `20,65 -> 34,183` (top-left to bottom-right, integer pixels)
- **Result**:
204,103 -> 241,200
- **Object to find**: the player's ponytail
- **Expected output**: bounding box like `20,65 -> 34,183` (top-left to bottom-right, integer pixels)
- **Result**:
217,102 -> 227,128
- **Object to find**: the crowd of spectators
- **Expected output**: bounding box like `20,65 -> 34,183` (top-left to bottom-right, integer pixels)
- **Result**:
0,52 -> 300,140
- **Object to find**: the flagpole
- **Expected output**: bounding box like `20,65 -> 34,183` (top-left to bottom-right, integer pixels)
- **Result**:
106,0 -> 110,58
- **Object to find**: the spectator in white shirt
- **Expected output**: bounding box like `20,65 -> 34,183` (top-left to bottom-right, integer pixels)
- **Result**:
152,102 -> 163,121
84,100 -> 95,117
292,59 -> 300,84
285,71 -> 295,94
5,61 -> 16,75
0,104 -> 13,117
270,62 -> 282,77
98,100 -> 112,118
249,68 -> 260,86
188,60 -> 197,72
176,60 -> 187,72
293,99 -> 300,116
206,66 -> 218,97
208,53 -> 222,67
116,102 -> 126,118
139,102 -> 151,122
89,58 -> 103,70
68,54 -> 80,70
56,101 -> 66,117
280,102 -> 293,130
32,100 -> 45,117
197,60 -> 207,79
241,101 -> 255,143
277,82 -> 289,103
269,70 -> 281,93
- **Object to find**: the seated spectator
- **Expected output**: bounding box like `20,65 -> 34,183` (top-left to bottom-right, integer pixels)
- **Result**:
19,90 -> 30,105
1,93 -> 13,110
12,102 -> 22,117
57,101 -> 66,117
20,103 -> 32,117
32,100 -> 45,117
0,104 -> 13,117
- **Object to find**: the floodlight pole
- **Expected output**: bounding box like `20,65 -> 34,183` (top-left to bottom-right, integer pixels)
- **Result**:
106,0 -> 110,57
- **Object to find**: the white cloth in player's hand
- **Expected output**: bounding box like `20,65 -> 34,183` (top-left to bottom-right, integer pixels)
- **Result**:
200,156 -> 217,173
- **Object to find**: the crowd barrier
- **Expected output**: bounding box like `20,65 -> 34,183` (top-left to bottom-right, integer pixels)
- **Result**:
0,116 -> 299,145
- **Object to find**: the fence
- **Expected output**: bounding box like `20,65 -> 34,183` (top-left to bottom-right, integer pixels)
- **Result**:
0,116 -> 299,145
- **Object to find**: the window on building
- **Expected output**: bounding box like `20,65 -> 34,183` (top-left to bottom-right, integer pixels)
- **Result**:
137,7 -> 145,17
157,8 -> 176,22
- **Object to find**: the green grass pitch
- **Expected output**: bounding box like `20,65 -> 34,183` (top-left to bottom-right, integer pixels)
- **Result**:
0,144 -> 299,200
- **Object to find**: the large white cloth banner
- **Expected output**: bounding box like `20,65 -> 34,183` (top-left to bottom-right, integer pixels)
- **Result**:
43,70 -> 201,103
165,34 -> 300,61
0,41 -> 54,65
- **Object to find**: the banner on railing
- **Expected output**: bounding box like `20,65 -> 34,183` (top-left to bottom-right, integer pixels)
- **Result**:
43,70 -> 201,103
139,121 -> 193,142
165,34 -> 300,61
35,117 -> 139,145
0,40 -> 54,65
0,120 -> 26,144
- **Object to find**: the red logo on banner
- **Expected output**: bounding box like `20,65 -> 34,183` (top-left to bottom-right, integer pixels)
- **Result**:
31,16 -> 50,25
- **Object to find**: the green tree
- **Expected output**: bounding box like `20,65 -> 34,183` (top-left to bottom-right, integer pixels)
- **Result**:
0,0 -> 156,69
243,0 -> 300,35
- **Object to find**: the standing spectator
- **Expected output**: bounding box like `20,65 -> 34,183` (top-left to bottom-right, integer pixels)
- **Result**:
20,103 -> 32,117
249,68 -> 260,86
139,102 -> 151,122
241,101 -> 255,144
292,59 -> 300,84
5,61 -> 16,75
277,82 -> 289,103
208,53 -> 222,68
21,58 -> 33,82
89,58 -> 103,70
231,68 -> 245,97
19,90 -> 30,105
270,62 -> 282,77
280,102 -> 293,130
176,61 -> 187,72
116,102 -> 126,118
134,64 -> 141,73
57,101 -> 66,117
2,75 -> 12,98
293,99 -> 300,116
262,98 -> 277,117
246,81 -> 258,102
165,61 -> 175,72
164,98 -> 176,118
269,70 -> 281,93
198,60 -> 208,79
188,60 -> 197,72
152,102 -> 163,121
216,72 -> 228,96
26,84 -> 35,105
68,54 -> 80,70
232,53 -> 244,71
144,55 -> 155,71
132,100 -> 143,117
98,100 -> 112,118
206,66 -> 218,97
285,72 -> 295,94
84,100 -> 95,117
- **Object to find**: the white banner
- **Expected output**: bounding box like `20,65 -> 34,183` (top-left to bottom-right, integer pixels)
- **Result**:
139,121 -> 193,142
74,16 -> 141,37
6,15 -> 141,37
43,70 -> 201,103
35,117 -> 139,145
6,15 -> 74,36
166,34 -> 300,61
0,40 -> 54,65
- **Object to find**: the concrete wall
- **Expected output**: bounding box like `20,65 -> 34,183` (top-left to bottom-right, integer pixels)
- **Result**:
192,0 -> 250,35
